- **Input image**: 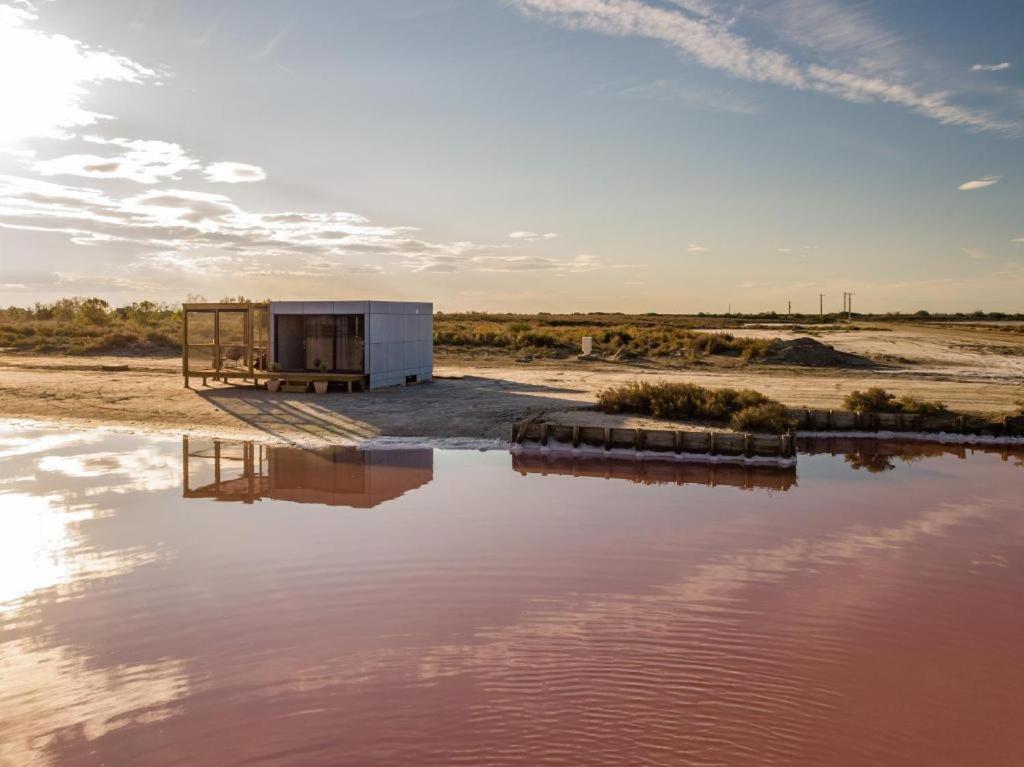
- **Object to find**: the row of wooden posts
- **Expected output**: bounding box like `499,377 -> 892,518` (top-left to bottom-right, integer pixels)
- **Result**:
511,421 -> 797,460
788,408 -> 1024,436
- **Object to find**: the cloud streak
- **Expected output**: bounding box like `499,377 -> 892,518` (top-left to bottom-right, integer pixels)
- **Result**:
957,176 -> 1000,191
971,62 -> 1010,72
0,175 -> 623,279
32,138 -> 199,184
203,162 -> 267,183
512,0 -> 1020,134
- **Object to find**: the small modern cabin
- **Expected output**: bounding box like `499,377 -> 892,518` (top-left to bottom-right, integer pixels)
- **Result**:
182,300 -> 432,390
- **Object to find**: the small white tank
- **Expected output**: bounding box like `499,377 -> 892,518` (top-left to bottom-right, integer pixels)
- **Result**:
581,336 -> 593,356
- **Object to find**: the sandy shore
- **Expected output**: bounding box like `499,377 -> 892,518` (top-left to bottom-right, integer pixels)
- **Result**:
1,322 -> 1021,445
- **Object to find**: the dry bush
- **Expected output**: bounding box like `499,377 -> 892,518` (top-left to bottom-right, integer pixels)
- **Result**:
597,380 -> 783,427
843,387 -> 947,415
0,298 -> 181,355
729,402 -> 797,434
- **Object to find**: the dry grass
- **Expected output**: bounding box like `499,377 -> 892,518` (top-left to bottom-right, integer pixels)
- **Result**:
435,313 -> 773,360
596,381 -> 795,433
0,299 -> 180,355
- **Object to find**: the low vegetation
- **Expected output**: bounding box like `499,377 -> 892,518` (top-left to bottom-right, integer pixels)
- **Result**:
0,301 -> 777,361
435,313 -> 773,361
842,387 -> 948,415
596,381 -> 796,433
0,298 -> 181,355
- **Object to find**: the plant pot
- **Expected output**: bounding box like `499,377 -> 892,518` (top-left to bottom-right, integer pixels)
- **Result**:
313,381 -> 329,395
266,379 -> 282,392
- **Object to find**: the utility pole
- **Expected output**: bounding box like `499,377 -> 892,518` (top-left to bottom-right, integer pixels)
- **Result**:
847,293 -> 854,322
819,293 -> 824,317
787,300 -> 792,315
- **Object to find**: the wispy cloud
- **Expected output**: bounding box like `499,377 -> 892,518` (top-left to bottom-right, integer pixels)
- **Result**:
512,0 -> 1020,134
203,162 -> 267,184
963,248 -> 990,260
0,3 -> 156,143
958,175 -> 1001,191
509,230 -> 559,240
602,78 -> 762,114
687,243 -> 710,252
254,22 -> 292,60
32,137 -> 198,184
971,62 -> 1010,73
0,175 -> 619,278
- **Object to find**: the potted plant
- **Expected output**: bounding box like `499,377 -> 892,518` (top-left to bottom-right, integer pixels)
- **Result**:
266,361 -> 282,392
312,359 -> 330,394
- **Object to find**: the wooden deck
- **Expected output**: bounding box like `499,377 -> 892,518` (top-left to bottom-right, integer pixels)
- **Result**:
185,370 -> 366,391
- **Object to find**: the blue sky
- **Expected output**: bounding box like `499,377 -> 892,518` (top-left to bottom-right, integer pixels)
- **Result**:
0,0 -> 1022,312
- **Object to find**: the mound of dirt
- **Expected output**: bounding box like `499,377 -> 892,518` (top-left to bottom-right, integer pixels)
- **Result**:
764,337 -> 873,368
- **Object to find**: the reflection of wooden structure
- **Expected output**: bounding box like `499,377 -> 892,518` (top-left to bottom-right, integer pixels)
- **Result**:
181,436 -> 433,508
512,453 -> 797,491
798,436 -> 1024,467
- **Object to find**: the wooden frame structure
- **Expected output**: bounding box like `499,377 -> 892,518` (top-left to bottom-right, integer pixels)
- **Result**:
182,301 -> 365,390
182,302 -> 269,387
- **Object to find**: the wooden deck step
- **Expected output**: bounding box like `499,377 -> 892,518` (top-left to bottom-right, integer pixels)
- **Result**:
281,382 -> 309,393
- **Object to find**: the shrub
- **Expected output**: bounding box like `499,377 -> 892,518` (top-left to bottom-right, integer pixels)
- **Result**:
596,381 -> 780,425
843,387 -> 899,412
896,396 -> 947,415
844,387 -> 947,415
729,402 -> 796,434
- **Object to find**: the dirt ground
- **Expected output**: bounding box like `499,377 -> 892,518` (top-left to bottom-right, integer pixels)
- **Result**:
0,322 -> 1021,445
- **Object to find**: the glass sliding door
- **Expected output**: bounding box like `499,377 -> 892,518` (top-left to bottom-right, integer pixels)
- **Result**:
335,315 -> 364,372
274,313 -> 365,373
274,315 -> 305,371
304,315 -> 335,371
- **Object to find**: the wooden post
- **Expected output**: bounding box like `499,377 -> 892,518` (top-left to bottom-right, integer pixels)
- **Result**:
743,433 -> 753,458
673,431 -> 682,454
182,309 -> 190,387
572,425 -> 581,447
213,310 -> 221,373
634,428 -> 646,451
709,431 -> 717,455
540,423 -> 549,446
246,303 -> 254,383
603,428 -> 611,450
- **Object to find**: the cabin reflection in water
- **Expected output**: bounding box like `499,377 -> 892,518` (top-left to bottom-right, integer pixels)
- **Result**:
182,437 -> 433,508
512,453 -> 797,492
798,436 -> 1024,473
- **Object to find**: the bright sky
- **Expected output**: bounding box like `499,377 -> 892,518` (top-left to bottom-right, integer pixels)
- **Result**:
0,0 -> 1022,313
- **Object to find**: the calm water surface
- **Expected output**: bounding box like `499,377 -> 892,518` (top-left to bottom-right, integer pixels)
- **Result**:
1,426 -> 1023,766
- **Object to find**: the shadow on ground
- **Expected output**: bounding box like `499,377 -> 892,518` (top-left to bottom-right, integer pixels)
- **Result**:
198,375 -> 592,444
